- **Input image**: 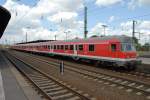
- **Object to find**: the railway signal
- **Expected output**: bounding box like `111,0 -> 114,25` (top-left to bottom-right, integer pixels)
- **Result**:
60,61 -> 64,75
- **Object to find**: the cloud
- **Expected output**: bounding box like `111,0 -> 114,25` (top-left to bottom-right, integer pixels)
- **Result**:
48,12 -> 78,23
90,22 -> 126,37
138,0 -> 150,6
90,22 -> 107,36
128,0 -> 137,10
138,21 -> 150,30
95,0 -> 123,7
90,20 -> 150,44
120,20 -> 150,31
120,21 -> 132,31
128,0 -> 150,9
0,0 -> 84,44
48,12 -> 83,30
108,16 -> 115,22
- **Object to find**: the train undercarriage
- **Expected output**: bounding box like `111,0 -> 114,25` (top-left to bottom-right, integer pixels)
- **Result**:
12,49 -> 141,71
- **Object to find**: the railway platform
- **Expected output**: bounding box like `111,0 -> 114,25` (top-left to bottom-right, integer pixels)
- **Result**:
140,57 -> 150,65
0,50 -> 42,100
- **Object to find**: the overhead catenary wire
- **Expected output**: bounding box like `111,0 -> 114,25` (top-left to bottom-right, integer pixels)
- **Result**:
7,0 -> 150,42
10,0 -> 39,29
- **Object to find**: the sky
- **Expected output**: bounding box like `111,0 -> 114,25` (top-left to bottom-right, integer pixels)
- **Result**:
0,0 -> 150,45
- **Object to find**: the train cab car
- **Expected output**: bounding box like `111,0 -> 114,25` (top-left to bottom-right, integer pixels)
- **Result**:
106,36 -> 141,69
11,35 -> 141,70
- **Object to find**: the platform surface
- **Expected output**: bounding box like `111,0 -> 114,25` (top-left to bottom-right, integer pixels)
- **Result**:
139,57 -> 150,65
0,52 -> 27,100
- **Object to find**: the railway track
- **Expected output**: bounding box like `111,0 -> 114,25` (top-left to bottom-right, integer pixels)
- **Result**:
12,50 -> 150,81
4,52 -> 94,100
15,50 -> 150,80
7,50 -> 150,99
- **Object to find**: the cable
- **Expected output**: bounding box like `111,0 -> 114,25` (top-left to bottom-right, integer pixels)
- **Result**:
11,0 -> 39,29
127,13 -> 150,20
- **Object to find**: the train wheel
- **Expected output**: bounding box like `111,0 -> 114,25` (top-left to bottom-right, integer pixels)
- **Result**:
131,65 -> 136,70
126,65 -> 136,71
72,56 -> 79,61
95,61 -> 101,67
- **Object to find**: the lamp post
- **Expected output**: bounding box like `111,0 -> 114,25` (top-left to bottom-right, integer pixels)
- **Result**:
102,25 -> 107,36
25,27 -> 31,43
26,32 -> 27,43
64,31 -> 71,40
54,35 -> 57,40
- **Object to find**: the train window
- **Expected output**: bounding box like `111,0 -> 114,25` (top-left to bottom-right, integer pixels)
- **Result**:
121,43 -> 136,51
70,45 -> 73,50
111,44 -> 116,52
59,45 -> 61,49
51,45 -> 53,49
54,45 -> 56,50
61,45 -> 64,50
57,45 -> 59,50
89,44 -> 95,51
48,45 -> 50,49
75,45 -> 78,50
79,45 -> 83,51
65,45 -> 68,50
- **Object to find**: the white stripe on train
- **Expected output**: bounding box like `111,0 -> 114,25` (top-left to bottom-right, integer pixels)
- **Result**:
22,49 -> 137,62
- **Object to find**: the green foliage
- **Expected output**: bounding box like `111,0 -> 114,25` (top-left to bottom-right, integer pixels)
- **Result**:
90,35 -> 98,38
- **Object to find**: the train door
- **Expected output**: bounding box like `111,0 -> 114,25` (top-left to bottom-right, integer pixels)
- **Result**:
110,43 -> 118,58
51,45 -> 53,53
73,44 -> 77,56
48,45 -> 51,52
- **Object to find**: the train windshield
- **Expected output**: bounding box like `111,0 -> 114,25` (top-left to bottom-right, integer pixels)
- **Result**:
121,43 -> 136,52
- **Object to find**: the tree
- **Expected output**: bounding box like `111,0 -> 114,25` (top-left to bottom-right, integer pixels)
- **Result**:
143,43 -> 150,51
133,37 -> 141,51
90,35 -> 98,38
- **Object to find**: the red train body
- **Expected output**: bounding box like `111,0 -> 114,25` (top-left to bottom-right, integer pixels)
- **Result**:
11,35 -> 141,70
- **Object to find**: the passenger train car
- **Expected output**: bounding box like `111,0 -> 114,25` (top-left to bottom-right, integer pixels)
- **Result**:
11,35 -> 141,70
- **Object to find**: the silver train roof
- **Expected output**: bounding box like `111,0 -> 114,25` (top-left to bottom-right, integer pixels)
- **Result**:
14,35 -> 133,46
64,35 -> 133,43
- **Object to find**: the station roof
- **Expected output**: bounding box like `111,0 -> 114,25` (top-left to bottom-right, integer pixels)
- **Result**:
16,40 -> 55,44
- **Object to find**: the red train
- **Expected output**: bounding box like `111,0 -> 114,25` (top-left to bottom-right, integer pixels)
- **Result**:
11,35 -> 141,70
